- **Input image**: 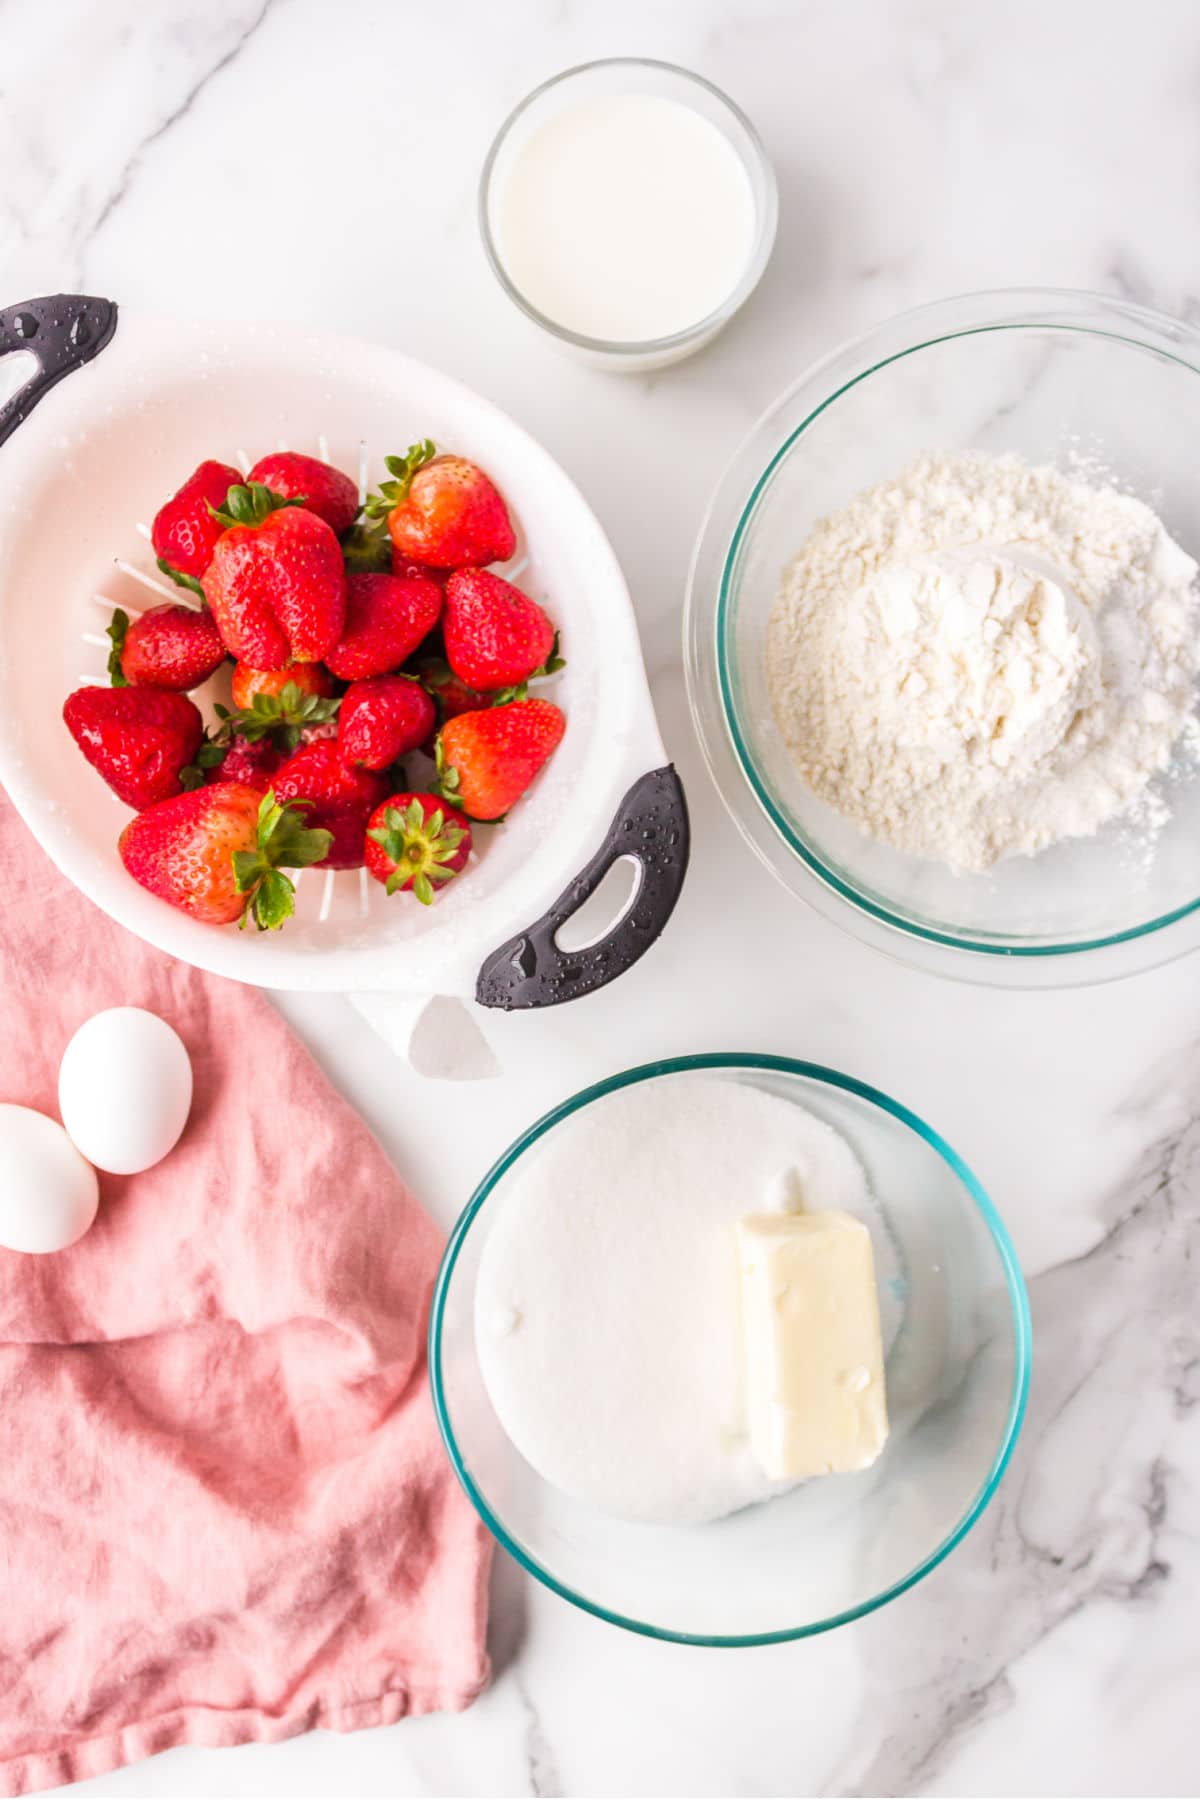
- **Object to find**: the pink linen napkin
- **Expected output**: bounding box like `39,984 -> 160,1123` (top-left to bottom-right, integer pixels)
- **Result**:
0,792 -> 491,1797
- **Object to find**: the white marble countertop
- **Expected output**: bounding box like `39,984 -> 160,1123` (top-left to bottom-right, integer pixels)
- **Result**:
5,1 -> 1199,1794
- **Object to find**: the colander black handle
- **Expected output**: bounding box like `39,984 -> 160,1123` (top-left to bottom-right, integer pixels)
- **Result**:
475,765 -> 689,1010
0,295 -> 118,450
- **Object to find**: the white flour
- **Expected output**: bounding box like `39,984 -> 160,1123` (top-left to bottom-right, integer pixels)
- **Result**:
766,450 -> 1200,872
474,1076 -> 887,1526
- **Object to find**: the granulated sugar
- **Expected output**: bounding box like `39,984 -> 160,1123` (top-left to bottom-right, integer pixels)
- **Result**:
766,450 -> 1200,873
474,1076 -> 882,1526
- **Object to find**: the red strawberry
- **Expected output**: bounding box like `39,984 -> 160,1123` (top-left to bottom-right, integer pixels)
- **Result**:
63,685 -> 204,810
437,699 -> 565,821
365,792 -> 471,903
391,547 -> 444,585
365,441 -> 516,569
119,783 -> 330,928
202,483 -> 346,669
151,459 -> 242,587
208,735 -> 281,794
442,568 -> 558,693
338,676 -> 434,771
271,739 -> 388,869
324,571 -> 442,681
230,659 -> 335,712
415,656 -> 491,725
247,452 -> 360,537
107,604 -> 226,692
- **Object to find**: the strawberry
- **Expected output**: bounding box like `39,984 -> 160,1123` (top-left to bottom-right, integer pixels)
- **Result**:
230,659 -> 336,713
271,739 -> 389,869
442,568 -> 560,693
324,571 -> 442,681
365,441 -> 516,569
207,735 -> 281,794
247,452 -> 360,537
107,604 -> 227,692
119,784 -> 330,928
391,547 -> 444,586
151,459 -> 242,590
415,655 -> 491,725
338,676 -> 435,770
437,699 -> 565,821
202,482 -> 346,669
63,685 -> 205,810
365,793 -> 471,903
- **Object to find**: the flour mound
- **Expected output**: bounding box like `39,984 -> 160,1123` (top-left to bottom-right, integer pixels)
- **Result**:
766,451 -> 1200,873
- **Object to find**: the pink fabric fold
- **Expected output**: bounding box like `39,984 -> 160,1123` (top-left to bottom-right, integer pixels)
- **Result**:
0,793 -> 491,1797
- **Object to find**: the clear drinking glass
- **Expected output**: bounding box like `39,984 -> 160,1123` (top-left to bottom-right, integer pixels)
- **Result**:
479,59 -> 778,372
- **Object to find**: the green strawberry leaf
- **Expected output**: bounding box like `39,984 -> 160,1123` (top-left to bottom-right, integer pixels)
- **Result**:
106,607 -> 130,686
227,682 -> 341,750
341,520 -> 392,573
248,868 -> 297,930
207,481 -> 305,531
155,558 -> 207,599
362,439 -> 437,520
230,792 -> 332,930
369,794 -> 467,902
530,631 -> 565,680
179,732 -> 227,792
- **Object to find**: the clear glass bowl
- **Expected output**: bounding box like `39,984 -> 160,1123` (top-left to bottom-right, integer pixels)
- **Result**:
479,59 -> 778,372
685,289 -> 1200,985
429,1054 -> 1030,1645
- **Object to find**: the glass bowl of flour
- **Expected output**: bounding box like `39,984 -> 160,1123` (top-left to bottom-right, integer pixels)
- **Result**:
430,1055 -> 1030,1644
685,288 -> 1200,984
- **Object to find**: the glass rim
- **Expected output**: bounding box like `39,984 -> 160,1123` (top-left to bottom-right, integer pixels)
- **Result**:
477,57 -> 779,357
712,293 -> 1200,957
428,1051 -> 1032,1647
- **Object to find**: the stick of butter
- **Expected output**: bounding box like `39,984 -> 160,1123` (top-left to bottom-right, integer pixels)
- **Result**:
737,1209 -> 888,1480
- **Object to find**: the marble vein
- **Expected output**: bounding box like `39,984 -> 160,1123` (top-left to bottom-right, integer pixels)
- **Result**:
80,0 -> 280,265
838,1065 -> 1200,1797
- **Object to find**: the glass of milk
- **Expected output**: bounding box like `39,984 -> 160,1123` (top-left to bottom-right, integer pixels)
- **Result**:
480,59 -> 778,371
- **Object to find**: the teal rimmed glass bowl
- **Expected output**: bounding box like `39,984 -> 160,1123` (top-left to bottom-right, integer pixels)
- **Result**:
429,1054 -> 1030,1645
684,288 -> 1200,986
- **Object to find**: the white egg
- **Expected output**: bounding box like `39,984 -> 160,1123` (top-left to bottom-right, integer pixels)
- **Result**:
0,1104 -> 99,1253
58,1007 -> 193,1176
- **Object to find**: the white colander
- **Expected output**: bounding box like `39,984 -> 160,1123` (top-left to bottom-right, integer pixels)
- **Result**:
0,295 -> 688,1022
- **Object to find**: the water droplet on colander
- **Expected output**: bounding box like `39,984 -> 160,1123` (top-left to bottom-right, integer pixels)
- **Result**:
69,314 -> 91,348
11,312 -> 37,340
